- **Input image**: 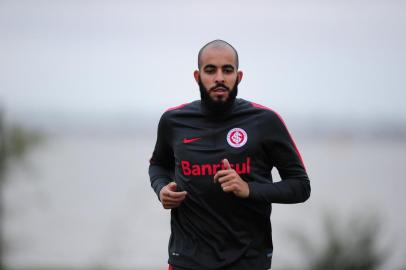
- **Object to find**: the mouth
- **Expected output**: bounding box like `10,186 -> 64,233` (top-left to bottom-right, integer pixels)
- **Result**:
211,86 -> 229,93
210,87 -> 229,101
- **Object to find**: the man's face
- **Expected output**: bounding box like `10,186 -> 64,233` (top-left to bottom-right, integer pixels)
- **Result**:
194,46 -> 243,103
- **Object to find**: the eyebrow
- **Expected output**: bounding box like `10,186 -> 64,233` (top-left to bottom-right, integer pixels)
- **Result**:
203,64 -> 216,69
203,64 -> 235,70
222,64 -> 235,70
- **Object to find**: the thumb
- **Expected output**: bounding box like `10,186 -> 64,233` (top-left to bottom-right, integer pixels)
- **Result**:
222,159 -> 231,170
168,182 -> 177,191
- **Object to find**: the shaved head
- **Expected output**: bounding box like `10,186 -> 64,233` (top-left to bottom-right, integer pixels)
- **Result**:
198,39 -> 239,69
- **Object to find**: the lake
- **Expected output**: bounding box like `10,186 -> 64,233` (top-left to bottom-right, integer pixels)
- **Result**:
4,134 -> 406,269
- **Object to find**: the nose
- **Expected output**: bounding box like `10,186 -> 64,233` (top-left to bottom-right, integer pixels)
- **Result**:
214,70 -> 225,83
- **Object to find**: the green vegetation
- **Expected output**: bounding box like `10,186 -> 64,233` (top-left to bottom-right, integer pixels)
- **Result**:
287,211 -> 390,270
0,110 -> 42,270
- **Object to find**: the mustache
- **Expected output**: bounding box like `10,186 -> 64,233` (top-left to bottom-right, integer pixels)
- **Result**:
209,83 -> 230,91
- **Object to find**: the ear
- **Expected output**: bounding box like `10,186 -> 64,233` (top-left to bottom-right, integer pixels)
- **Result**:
193,70 -> 200,84
237,70 -> 243,83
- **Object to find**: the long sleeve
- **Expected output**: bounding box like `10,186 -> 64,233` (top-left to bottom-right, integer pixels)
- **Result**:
148,113 -> 175,199
248,111 -> 311,204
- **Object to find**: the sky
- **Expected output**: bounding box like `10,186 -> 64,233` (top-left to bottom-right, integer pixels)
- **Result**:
0,0 -> 405,122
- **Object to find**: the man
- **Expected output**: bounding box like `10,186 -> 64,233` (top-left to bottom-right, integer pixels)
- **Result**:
149,40 -> 310,270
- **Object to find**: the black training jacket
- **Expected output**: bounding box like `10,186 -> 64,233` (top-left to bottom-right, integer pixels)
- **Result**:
149,98 -> 310,270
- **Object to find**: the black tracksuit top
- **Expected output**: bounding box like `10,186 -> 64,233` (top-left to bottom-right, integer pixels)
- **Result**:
149,98 -> 311,270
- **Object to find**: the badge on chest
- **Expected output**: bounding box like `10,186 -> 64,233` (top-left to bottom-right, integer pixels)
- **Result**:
226,128 -> 248,148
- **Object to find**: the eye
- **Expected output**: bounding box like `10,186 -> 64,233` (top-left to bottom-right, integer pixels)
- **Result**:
204,67 -> 216,74
223,67 -> 234,74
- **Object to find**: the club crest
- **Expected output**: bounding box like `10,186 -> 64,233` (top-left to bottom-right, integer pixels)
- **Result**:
227,128 -> 248,148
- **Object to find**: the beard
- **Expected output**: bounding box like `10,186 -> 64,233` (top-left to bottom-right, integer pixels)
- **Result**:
199,79 -> 239,114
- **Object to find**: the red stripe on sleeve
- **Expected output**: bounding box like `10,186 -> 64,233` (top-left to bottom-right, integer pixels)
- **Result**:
251,102 -> 306,168
165,103 -> 189,112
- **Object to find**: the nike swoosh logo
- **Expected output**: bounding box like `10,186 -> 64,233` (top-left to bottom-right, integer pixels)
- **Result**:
183,137 -> 201,144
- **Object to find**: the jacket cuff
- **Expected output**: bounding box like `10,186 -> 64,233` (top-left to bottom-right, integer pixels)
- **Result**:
152,178 -> 171,201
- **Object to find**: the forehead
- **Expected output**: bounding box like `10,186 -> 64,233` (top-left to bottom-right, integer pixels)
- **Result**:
200,46 -> 237,68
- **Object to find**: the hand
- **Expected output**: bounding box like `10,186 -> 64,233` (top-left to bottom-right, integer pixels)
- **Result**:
213,159 -> 250,198
159,182 -> 187,209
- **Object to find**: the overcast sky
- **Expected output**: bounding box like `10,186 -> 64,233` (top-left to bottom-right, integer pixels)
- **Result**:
1,0 -> 405,121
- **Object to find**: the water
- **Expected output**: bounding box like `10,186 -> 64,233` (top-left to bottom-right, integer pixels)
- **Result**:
4,135 -> 406,269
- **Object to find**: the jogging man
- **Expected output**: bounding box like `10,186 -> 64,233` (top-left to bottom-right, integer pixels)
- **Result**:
149,40 -> 311,270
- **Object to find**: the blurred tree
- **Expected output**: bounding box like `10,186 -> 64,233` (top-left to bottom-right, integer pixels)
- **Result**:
0,109 -> 41,270
288,211 -> 388,270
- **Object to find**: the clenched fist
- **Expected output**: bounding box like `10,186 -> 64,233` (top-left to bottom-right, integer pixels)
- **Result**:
214,159 -> 250,198
159,182 -> 187,209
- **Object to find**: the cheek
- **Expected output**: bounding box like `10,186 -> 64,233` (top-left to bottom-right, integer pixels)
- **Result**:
200,76 -> 214,88
226,76 -> 238,87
